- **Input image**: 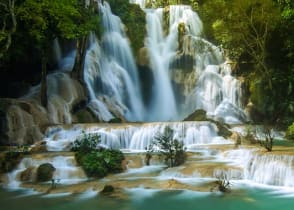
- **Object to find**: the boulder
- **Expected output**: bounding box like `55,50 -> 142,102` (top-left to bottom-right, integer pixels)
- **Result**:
101,185 -> 115,194
184,109 -> 207,121
36,163 -> 55,182
137,47 -> 150,67
20,167 -> 35,182
30,141 -> 47,153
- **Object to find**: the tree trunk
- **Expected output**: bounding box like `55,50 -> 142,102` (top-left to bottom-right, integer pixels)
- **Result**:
71,36 -> 88,84
40,54 -> 48,108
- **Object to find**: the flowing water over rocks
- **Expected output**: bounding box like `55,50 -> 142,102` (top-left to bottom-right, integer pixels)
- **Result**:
1,2 -> 294,209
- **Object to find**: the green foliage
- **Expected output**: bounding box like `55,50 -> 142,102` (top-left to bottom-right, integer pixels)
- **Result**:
197,0 -> 294,124
71,132 -> 101,153
17,0 -> 99,49
72,131 -> 125,178
153,126 -> 186,167
75,149 -> 125,178
286,123 -> 294,140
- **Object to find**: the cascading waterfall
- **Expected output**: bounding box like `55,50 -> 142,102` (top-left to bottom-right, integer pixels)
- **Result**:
84,1 -> 145,121
6,155 -> 87,188
224,149 -> 294,187
145,9 -> 178,121
130,1 -> 246,123
44,122 -> 228,151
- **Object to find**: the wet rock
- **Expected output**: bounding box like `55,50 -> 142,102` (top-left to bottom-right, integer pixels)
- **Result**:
30,141 -> 47,153
20,167 -> 35,182
137,47 -> 150,67
101,185 -> 115,194
36,163 -> 55,182
0,99 -> 47,146
184,109 -> 207,121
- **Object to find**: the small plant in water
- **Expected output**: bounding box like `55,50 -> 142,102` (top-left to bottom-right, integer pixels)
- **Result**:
258,125 -> 274,152
71,131 -> 125,178
150,126 -> 186,167
211,172 -> 232,193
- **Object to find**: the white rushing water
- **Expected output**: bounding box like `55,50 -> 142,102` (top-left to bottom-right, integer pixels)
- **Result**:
6,155 -> 87,189
84,1 -> 145,122
44,122 -> 228,151
128,1 -> 247,123
145,8 -> 178,121
223,149 -> 294,187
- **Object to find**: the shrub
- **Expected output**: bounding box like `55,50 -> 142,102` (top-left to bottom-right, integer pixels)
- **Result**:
71,132 -> 101,153
286,123 -> 294,141
76,149 -> 125,178
152,126 -> 186,167
72,131 -> 125,178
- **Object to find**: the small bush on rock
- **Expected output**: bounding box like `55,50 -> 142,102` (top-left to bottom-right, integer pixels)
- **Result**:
151,126 -> 186,167
71,132 -> 125,178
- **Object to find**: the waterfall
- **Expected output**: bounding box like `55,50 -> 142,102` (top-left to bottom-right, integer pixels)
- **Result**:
128,1 -> 247,123
44,122 -> 228,152
246,154 -> 294,187
145,9 -> 178,121
53,39 -> 62,67
84,1 -> 145,121
6,155 -> 87,188
224,149 -> 294,187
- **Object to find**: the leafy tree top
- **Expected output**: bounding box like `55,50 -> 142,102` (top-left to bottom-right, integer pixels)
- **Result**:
17,0 -> 99,46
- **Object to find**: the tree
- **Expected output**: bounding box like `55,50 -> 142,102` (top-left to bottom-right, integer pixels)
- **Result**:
153,126 -> 186,167
258,125 -> 274,152
0,0 -> 17,59
198,0 -> 292,124
17,0 -> 99,107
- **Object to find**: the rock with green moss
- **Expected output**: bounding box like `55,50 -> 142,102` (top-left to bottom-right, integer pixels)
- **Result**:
36,163 -> 55,182
213,120 -> 232,138
178,22 -> 186,51
184,109 -> 207,121
108,118 -> 123,123
101,185 -> 115,194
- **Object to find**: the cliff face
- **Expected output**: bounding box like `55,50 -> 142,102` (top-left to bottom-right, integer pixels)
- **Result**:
0,72 -> 96,146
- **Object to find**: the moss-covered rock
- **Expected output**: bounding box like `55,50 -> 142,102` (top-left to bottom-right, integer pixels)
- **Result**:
137,47 -> 150,67
178,22 -> 186,51
73,108 -> 98,123
108,118 -> 123,123
213,120 -> 232,138
184,109 -> 207,121
36,163 -> 55,182
101,185 -> 115,194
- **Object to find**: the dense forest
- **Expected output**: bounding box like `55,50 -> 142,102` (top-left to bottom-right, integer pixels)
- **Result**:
0,0 -> 293,133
